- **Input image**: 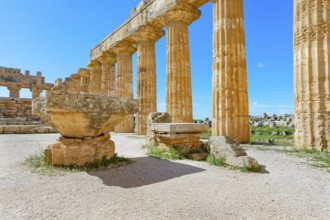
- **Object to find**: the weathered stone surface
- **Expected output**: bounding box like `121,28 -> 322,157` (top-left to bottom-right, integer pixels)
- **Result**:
294,0 -> 330,152
212,0 -> 250,143
33,90 -> 139,138
147,117 -> 208,156
133,26 -> 164,135
164,4 -> 200,123
45,134 -> 115,166
149,123 -> 209,134
113,44 -> 136,133
33,90 -> 138,166
210,136 -> 260,170
147,112 -> 171,124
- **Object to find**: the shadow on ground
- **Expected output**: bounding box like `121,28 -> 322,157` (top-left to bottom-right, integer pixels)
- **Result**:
88,157 -> 206,188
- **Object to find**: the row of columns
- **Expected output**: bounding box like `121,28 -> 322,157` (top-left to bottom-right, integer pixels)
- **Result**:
2,85 -> 43,99
80,0 -> 250,142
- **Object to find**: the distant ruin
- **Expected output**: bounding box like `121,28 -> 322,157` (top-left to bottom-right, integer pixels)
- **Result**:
0,67 -> 55,134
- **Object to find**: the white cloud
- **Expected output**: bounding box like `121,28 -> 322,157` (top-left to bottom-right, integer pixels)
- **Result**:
257,62 -> 266,68
249,102 -> 294,116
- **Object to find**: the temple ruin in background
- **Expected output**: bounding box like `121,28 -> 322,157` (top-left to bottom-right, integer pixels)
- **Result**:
0,66 -> 55,134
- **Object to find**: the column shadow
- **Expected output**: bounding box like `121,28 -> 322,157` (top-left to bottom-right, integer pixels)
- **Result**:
88,157 -> 206,188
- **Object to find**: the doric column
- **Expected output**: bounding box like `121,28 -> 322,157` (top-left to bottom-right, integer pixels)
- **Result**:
98,53 -> 116,96
78,68 -> 90,94
30,86 -> 43,99
67,74 -> 81,93
212,0 -> 249,143
162,4 -> 200,123
87,60 -> 102,95
113,44 -> 136,133
7,85 -> 21,98
132,26 -> 164,135
294,0 -> 330,151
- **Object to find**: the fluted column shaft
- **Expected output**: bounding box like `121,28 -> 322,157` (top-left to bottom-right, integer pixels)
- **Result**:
132,26 -> 164,135
98,54 -> 116,96
88,60 -> 102,95
212,0 -> 249,143
78,68 -> 90,94
163,5 -> 200,123
114,45 -> 136,133
294,0 -> 330,151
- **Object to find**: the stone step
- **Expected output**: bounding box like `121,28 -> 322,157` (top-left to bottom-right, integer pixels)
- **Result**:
0,125 -> 57,134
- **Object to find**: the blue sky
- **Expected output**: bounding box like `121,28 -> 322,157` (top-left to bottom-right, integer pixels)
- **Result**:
0,0 -> 294,119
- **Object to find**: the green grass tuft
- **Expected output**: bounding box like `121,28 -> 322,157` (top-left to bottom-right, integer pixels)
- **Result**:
24,151 -> 132,175
143,144 -> 183,160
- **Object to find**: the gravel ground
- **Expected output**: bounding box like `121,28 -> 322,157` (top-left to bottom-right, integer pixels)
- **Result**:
0,133 -> 330,220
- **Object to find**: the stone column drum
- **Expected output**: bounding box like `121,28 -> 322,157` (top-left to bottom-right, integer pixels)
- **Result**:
132,26 -> 164,135
163,4 -> 201,123
98,53 -> 116,96
212,0 -> 250,143
114,45 -> 136,133
88,60 -> 102,95
294,0 -> 330,151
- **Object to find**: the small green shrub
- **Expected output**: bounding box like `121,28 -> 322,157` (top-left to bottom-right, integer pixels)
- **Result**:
143,144 -> 183,160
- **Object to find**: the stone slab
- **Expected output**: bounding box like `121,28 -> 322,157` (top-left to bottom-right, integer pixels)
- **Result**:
149,123 -> 208,134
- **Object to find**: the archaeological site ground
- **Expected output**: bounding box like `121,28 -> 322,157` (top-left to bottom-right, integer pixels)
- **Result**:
0,0 -> 330,219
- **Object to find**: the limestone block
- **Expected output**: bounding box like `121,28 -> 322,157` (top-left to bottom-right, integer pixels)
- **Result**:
19,126 -> 36,134
0,126 -> 4,134
210,136 -> 260,170
3,126 -> 19,134
45,134 -> 115,166
149,123 -> 209,134
35,127 -> 49,133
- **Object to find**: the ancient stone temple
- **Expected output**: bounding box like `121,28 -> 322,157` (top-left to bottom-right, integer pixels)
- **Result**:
0,67 -> 56,134
89,0 -> 250,141
294,0 -> 330,151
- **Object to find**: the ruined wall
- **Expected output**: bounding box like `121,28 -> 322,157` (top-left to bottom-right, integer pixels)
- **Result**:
0,98 -> 38,121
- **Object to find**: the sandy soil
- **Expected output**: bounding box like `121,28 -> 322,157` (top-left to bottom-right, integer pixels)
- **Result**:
0,133 -> 329,220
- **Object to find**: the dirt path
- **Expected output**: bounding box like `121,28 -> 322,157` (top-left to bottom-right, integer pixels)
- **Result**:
0,133 -> 329,220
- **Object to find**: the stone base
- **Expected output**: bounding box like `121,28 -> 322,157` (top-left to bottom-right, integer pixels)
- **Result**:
44,133 -> 115,166
147,122 -> 209,156
210,136 -> 260,170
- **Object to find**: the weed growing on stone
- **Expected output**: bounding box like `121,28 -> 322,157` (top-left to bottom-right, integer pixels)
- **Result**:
142,144 -> 183,160
24,151 -> 133,175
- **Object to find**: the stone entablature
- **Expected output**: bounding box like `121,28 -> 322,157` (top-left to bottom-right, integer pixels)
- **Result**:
90,0 -> 209,60
0,66 -> 54,98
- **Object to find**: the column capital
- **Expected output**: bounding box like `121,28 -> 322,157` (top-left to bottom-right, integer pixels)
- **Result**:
97,52 -> 117,64
87,60 -> 101,70
112,45 -> 136,56
162,4 -> 201,25
77,68 -> 90,78
131,25 -> 165,44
